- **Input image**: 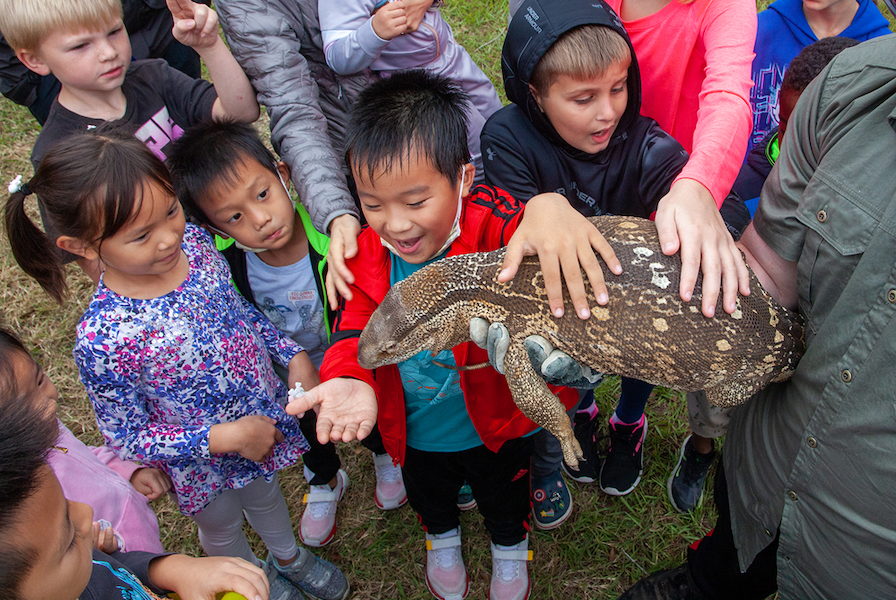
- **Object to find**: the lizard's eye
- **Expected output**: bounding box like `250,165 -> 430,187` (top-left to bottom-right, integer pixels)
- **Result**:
384,341 -> 397,353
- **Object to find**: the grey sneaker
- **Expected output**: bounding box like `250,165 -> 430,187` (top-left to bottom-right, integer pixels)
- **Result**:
667,435 -> 716,514
262,558 -> 307,600
268,549 -> 350,600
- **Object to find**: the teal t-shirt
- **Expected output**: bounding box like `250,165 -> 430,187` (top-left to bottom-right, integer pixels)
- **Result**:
390,252 -> 483,452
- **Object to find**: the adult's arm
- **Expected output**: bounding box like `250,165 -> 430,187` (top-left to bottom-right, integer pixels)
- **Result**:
739,58 -> 832,312
215,0 -> 360,233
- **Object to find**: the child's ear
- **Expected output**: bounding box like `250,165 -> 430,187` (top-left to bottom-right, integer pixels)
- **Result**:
56,236 -> 99,261
16,48 -> 52,76
276,161 -> 291,182
461,163 -> 475,198
528,84 -> 544,112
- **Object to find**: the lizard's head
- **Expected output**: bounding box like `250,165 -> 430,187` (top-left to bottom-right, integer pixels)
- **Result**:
357,257 -> 481,369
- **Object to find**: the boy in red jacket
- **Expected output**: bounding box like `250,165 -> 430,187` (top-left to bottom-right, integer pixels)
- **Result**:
288,70 -> 620,600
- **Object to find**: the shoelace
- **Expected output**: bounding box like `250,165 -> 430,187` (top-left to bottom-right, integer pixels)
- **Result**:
493,552 -> 521,581
609,421 -> 643,457
377,460 -> 402,484
681,451 -> 714,485
307,484 -> 334,519
432,545 -> 461,569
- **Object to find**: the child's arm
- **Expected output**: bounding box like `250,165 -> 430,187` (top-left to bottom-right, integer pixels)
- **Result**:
480,118 -> 543,203
90,445 -> 172,500
77,329 -> 278,466
499,192 -> 622,320
653,0 -> 756,317
319,0 -> 443,74
319,0 -> 397,74
166,0 -> 259,122
148,554 -> 269,600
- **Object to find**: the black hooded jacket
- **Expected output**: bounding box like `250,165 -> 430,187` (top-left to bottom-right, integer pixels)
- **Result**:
481,0 -> 688,218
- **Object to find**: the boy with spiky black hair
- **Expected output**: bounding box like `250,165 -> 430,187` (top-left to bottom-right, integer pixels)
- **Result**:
287,68 -> 623,600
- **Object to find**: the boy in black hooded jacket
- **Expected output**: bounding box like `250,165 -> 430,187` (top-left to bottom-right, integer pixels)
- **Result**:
481,0 -> 746,527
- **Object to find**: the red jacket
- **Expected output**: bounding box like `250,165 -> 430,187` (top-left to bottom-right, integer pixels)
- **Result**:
320,185 -> 578,464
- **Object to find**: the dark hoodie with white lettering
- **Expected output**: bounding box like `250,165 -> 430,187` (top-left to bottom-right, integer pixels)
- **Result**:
481,0 -> 688,219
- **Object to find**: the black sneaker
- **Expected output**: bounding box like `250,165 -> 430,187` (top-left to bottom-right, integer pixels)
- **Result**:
600,415 -> 646,496
667,435 -> 716,514
617,564 -> 706,600
562,411 -> 600,483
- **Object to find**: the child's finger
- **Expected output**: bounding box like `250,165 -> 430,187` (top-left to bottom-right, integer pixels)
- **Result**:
537,251 -> 565,318
589,227 -> 622,276
558,247 -> 590,320
166,0 -> 193,19
577,244 -> 609,309
274,428 -> 285,444
234,559 -> 271,599
199,7 -> 219,38
719,239 -> 742,314
173,19 -> 196,36
497,239 -> 525,283
286,387 -> 319,417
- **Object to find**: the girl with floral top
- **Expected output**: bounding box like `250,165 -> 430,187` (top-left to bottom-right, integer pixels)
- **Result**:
4,125 -> 350,600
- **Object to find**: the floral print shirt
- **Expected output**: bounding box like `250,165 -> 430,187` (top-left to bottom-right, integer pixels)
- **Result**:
75,224 -> 308,516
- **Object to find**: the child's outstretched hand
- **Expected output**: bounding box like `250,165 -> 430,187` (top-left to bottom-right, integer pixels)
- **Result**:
130,467 -> 173,500
372,0 -> 408,40
148,555 -> 269,600
167,0 -> 220,49
286,378 -> 377,444
209,416 -> 285,462
501,193 -> 622,320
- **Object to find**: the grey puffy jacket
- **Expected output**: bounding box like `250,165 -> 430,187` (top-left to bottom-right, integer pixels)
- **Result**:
216,0 -> 374,232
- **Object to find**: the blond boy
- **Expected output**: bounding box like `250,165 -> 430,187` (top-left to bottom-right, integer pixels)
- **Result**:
0,0 -> 259,169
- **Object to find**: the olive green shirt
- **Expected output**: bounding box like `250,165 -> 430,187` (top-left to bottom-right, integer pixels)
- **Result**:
725,35 -> 896,599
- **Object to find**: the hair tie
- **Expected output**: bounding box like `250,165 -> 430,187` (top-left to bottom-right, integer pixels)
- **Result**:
7,175 -> 31,196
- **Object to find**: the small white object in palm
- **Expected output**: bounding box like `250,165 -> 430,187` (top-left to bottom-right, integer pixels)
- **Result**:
288,382 -> 306,402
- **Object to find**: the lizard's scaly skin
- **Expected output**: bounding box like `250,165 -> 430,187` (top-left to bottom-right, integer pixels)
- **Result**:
357,216 -> 805,468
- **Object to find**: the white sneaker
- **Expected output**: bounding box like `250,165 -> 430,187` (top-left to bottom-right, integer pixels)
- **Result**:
299,468 -> 348,547
372,452 -> 407,510
425,528 -> 470,600
489,536 -> 531,600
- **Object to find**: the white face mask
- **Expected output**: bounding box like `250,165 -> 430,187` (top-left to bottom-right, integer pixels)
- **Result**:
381,173 -> 465,259
209,163 -> 293,254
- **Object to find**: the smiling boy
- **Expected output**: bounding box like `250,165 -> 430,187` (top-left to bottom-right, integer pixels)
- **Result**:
287,69 -> 621,600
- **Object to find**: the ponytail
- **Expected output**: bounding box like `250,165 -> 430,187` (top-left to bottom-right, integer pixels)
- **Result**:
2,124 -> 173,304
4,181 -> 67,303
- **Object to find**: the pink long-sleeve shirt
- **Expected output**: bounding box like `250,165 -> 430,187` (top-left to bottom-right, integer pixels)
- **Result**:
606,0 -> 756,207
50,421 -> 164,553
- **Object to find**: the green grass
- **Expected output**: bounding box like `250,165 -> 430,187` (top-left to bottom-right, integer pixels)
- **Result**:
3,2 -> 893,599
